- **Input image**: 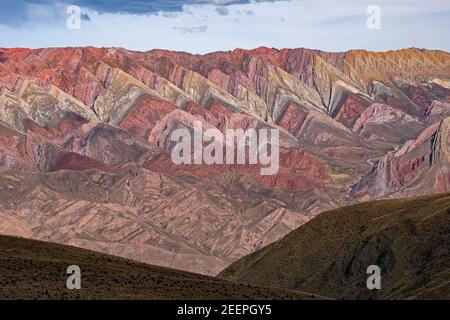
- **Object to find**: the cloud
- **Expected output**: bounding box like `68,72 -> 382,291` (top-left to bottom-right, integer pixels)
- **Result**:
216,7 -> 229,16
173,25 -> 208,34
0,0 -> 286,25
81,13 -> 91,21
0,1 -> 28,27
161,12 -> 180,18
0,0 -> 449,53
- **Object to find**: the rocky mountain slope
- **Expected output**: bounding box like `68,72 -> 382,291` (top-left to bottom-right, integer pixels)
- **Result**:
0,235 -> 321,299
220,193 -> 450,299
0,46 -> 449,275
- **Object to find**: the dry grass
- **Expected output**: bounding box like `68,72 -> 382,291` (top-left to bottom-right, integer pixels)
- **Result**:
220,193 -> 450,299
0,235 -> 319,300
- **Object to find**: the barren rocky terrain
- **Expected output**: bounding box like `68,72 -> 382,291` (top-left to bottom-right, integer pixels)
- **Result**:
220,193 -> 450,299
0,235 -> 320,300
0,47 -> 449,275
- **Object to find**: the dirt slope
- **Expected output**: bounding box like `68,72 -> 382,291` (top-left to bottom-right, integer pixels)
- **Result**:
220,193 -> 450,299
0,235 -> 321,300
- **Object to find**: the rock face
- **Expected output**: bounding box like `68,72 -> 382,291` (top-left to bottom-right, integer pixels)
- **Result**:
0,46 -> 449,275
351,118 -> 450,199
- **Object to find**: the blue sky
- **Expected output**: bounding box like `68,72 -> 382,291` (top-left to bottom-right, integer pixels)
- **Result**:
0,0 -> 449,53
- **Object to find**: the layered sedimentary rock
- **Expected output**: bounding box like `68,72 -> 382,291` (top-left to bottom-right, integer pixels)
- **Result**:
351,117 -> 450,198
351,103 -> 426,144
0,46 -> 449,275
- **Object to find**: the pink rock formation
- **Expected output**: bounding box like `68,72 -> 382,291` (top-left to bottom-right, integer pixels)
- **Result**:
0,46 -> 449,275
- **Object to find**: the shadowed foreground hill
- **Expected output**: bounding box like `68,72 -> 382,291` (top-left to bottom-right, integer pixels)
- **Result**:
0,235 -> 320,300
220,193 -> 450,299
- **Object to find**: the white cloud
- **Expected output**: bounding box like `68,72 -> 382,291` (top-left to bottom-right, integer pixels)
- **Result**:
0,0 -> 449,53
216,6 -> 229,16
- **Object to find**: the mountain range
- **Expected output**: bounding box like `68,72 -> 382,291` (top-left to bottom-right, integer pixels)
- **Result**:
2,193 -> 448,299
0,46 -> 449,275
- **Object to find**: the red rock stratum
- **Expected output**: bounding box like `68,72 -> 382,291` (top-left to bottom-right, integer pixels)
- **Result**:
0,47 -> 449,275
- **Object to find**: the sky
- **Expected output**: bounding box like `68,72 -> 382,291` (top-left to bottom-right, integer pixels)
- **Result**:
0,0 -> 449,53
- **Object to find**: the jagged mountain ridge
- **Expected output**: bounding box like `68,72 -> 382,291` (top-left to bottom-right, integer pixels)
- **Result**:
0,46 -> 449,275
